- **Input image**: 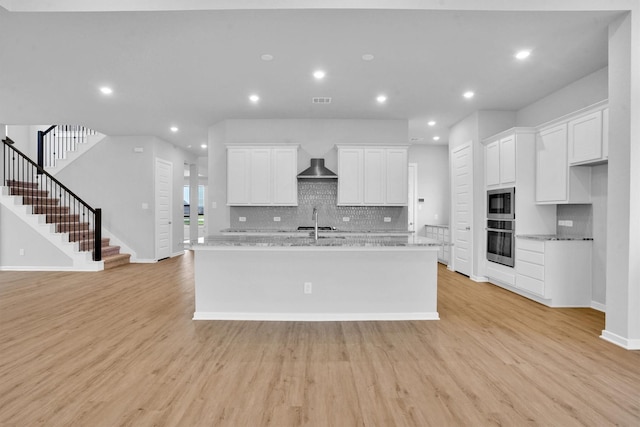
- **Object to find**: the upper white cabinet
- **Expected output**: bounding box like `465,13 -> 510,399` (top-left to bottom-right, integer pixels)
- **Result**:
485,135 -> 515,188
535,124 -> 591,204
336,145 -> 408,206
227,145 -> 298,206
568,110 -> 605,165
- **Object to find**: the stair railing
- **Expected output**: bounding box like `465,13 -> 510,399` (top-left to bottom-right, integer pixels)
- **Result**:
37,125 -> 97,169
3,138 -> 102,261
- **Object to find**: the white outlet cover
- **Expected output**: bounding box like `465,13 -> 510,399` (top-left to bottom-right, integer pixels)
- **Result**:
384,217 -> 391,222
274,217 -> 281,222
343,217 -> 350,222
239,217 -> 246,222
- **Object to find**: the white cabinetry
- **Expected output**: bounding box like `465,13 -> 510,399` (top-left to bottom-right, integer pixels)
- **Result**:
535,124 -> 591,204
226,145 -> 298,206
425,225 -> 449,264
485,135 -> 515,188
336,145 -> 408,206
568,110 -> 605,165
515,238 -> 592,307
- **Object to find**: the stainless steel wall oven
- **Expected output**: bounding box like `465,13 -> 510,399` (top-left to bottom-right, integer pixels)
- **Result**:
487,219 -> 515,267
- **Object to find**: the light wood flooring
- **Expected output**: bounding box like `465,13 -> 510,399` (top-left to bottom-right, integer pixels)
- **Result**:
1,252 -> 638,426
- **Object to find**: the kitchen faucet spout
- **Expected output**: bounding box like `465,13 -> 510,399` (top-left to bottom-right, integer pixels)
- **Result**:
312,207 -> 318,241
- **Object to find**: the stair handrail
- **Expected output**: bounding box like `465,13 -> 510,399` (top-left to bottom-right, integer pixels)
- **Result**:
37,125 -> 56,170
3,137 -> 102,261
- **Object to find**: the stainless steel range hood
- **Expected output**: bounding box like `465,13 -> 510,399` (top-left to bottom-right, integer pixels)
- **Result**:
297,158 -> 337,179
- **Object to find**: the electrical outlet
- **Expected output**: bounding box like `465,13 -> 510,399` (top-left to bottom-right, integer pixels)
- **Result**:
343,217 -> 350,222
565,220 -> 573,227
304,282 -> 312,294
19,248 -> 25,256
211,202 -> 217,209
239,217 -> 246,222
273,217 -> 281,222
384,217 -> 391,222
434,213 -> 439,220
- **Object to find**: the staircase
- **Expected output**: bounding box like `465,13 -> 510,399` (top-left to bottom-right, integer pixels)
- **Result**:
6,180 -> 130,270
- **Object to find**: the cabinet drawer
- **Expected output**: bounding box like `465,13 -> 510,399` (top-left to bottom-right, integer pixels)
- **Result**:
517,259 -> 545,281
517,238 -> 544,253
517,249 -> 544,265
517,274 -> 545,296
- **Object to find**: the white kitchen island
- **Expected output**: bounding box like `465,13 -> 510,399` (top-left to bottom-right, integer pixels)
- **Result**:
192,234 -> 441,321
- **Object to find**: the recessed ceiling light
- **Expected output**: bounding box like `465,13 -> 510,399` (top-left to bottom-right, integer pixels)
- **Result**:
428,120 -> 436,127
433,136 -> 440,141
313,70 -> 326,80
201,144 -> 207,149
463,91 -> 475,99
249,94 -> 260,103
376,95 -> 387,104
170,126 -> 178,132
515,50 -> 531,60
99,86 -> 113,95
261,54 -> 274,61
362,54 -> 375,61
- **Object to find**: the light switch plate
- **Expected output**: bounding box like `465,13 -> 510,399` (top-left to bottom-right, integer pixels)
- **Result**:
274,217 -> 281,222
239,217 -> 246,222
384,217 -> 391,222
343,217 -> 350,222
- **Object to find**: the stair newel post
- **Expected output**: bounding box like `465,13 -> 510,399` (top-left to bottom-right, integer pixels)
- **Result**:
37,130 -> 44,173
94,208 -> 102,261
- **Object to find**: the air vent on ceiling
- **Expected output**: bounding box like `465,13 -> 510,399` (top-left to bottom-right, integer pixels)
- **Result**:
312,97 -> 332,104
410,137 -> 424,142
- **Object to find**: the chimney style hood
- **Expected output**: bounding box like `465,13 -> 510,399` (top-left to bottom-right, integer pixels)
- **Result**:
297,158 -> 337,179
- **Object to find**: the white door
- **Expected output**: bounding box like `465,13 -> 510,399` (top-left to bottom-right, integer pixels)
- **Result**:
452,143 -> 472,276
156,158 -> 173,260
408,163 -> 417,232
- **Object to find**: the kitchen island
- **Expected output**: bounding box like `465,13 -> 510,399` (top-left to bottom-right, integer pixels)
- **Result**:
192,234 -> 441,321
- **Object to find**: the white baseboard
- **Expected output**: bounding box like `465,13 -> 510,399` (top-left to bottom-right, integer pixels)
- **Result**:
591,301 -> 606,312
0,264 -> 102,272
471,275 -> 489,283
600,330 -> 640,350
130,258 -> 157,264
193,312 -> 440,321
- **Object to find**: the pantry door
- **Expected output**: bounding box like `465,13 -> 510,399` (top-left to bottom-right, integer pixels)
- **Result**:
155,158 -> 173,260
452,143 -> 472,276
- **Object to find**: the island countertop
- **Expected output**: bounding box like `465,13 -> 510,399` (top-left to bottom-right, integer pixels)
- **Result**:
193,234 -> 441,249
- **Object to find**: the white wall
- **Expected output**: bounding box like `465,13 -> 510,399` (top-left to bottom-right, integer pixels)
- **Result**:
408,145 -> 449,234
207,119 -> 409,234
0,205 -> 73,268
516,67 -> 608,127
591,164 -> 608,306
56,135 -> 196,261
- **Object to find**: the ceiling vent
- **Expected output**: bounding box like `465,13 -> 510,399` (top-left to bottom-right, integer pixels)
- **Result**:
312,97 -> 332,104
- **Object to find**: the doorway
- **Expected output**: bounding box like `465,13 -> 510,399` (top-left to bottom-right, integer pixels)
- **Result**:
155,158 -> 173,260
452,143 -> 472,276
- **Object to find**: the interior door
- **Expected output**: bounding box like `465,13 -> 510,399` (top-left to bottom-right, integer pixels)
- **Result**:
155,158 -> 173,260
452,144 -> 472,276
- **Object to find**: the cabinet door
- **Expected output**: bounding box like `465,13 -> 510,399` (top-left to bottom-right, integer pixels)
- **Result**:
499,135 -> 516,185
249,149 -> 271,204
227,148 -> 251,205
272,148 -> 298,205
536,124 -> 568,203
485,140 -> 500,187
338,148 -> 363,205
363,148 -> 385,204
385,148 -> 408,205
568,111 -> 603,164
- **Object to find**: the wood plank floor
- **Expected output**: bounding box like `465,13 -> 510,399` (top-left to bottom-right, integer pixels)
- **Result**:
1,252 -> 638,426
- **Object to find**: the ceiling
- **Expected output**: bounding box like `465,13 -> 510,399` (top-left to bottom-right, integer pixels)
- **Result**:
0,5 -> 619,153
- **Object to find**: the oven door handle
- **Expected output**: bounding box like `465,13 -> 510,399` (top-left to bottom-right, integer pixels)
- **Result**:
486,228 -> 514,233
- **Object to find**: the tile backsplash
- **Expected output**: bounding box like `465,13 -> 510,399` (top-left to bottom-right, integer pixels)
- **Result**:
557,204 -> 593,237
229,180 -> 408,231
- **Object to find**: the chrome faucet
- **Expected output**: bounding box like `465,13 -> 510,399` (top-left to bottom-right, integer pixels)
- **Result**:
312,207 -> 319,241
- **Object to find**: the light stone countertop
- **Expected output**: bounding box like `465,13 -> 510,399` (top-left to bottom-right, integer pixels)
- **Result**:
517,234 -> 594,241
195,234 -> 441,248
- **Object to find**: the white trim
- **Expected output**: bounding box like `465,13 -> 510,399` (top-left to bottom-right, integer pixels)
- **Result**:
591,301 -> 606,312
471,275 -> 489,282
600,330 -> 640,350
130,258 -> 157,264
0,264 -> 101,272
193,312 -> 440,321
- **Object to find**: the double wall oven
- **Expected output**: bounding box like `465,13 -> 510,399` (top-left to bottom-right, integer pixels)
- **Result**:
487,187 -> 515,267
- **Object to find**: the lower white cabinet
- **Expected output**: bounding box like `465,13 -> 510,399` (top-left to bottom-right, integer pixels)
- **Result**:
515,238 -> 592,307
425,225 -> 449,264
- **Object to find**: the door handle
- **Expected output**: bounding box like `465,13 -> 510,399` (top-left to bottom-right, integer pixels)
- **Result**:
465,226 -> 471,230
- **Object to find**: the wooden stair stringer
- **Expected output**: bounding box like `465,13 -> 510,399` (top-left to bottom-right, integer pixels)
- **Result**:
0,186 -> 103,271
